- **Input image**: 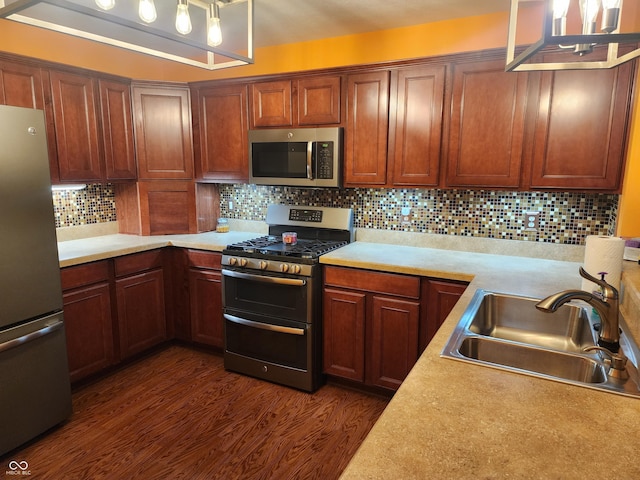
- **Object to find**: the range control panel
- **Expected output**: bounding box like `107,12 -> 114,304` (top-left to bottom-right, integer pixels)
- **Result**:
289,209 -> 323,223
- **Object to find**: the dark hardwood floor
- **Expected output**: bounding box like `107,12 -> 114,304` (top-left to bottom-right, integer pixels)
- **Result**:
3,345 -> 389,479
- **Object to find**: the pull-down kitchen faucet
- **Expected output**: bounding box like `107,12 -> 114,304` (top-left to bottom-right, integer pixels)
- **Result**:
535,267 -> 620,353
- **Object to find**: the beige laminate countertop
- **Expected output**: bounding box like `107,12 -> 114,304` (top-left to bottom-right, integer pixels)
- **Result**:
320,242 -> 640,480
58,233 -> 640,479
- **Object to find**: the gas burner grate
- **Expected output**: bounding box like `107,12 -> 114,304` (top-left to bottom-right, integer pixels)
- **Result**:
225,236 -> 347,260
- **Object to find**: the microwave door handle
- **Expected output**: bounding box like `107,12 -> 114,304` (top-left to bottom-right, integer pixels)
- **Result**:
306,141 -> 314,180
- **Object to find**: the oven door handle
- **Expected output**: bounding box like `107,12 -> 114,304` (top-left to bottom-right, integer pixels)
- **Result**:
224,313 -> 306,336
222,269 -> 306,286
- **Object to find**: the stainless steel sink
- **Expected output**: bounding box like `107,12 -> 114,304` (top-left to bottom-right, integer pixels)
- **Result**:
441,289 -> 640,398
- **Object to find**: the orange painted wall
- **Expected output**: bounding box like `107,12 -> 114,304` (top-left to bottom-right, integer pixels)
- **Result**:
0,8 -> 637,235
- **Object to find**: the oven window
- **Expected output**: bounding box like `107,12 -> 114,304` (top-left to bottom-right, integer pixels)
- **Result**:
225,316 -> 309,371
252,142 -> 308,178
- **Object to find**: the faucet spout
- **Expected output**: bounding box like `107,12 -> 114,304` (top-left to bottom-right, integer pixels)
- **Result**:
535,267 -> 620,353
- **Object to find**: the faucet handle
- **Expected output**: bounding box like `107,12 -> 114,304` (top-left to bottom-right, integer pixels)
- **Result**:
579,267 -> 618,299
584,345 -> 628,379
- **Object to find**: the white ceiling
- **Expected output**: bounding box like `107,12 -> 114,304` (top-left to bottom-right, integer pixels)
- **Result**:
251,0 -> 511,48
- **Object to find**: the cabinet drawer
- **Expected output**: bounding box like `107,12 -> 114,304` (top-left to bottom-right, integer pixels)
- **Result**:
324,266 -> 420,299
114,250 -> 164,277
61,260 -> 110,290
186,249 -> 221,270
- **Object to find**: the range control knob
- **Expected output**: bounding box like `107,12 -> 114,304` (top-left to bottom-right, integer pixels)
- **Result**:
280,263 -> 289,273
239,258 -> 248,267
291,265 -> 301,274
259,261 -> 268,270
229,257 -> 238,266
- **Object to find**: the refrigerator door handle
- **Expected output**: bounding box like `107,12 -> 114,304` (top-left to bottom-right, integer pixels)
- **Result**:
0,319 -> 64,354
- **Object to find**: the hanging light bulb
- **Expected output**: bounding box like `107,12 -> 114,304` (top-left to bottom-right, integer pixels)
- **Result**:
552,0 -> 571,36
175,0 -> 192,35
95,0 -> 115,10
207,2 -> 222,46
575,0 -> 601,55
601,0 -> 621,33
138,0 -> 157,23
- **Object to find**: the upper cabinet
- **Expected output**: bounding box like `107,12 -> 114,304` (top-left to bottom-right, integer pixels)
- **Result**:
99,79 -> 136,181
445,59 -> 529,189
344,71 -> 390,186
249,75 -> 342,128
525,50 -> 634,191
389,65 -> 446,187
191,83 -> 249,182
49,70 -> 103,182
132,83 -> 194,180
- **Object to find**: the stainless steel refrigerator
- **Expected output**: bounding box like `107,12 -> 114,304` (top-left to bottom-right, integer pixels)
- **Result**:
0,105 -> 72,456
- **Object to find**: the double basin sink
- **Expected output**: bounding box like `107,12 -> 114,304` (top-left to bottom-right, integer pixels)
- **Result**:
441,289 -> 640,398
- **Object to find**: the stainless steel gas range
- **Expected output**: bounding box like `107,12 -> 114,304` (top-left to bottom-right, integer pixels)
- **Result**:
221,204 -> 354,392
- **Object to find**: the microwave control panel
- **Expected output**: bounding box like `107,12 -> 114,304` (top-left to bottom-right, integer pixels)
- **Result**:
316,141 -> 334,179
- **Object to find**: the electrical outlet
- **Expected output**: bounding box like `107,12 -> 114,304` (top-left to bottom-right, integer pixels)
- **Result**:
524,211 -> 540,231
401,207 -> 411,225
229,201 -> 234,211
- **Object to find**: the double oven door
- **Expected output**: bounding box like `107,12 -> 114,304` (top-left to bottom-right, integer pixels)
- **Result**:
221,265 -> 322,392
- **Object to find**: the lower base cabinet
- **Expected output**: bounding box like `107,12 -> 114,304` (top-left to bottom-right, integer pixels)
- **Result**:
323,266 -> 467,392
61,261 -> 115,383
186,250 -> 223,348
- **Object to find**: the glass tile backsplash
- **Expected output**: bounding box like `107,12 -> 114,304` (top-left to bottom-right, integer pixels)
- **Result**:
52,183 -> 617,245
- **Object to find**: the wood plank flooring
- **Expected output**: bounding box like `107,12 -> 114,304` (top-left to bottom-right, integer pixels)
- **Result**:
3,345 -> 389,479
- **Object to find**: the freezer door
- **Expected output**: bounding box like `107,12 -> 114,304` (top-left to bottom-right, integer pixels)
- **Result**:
0,105 -> 63,329
0,312 -> 72,456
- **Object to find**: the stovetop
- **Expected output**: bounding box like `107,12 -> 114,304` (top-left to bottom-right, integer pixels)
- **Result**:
224,235 -> 347,261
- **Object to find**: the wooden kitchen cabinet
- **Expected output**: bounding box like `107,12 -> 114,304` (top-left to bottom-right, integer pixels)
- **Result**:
114,250 -> 167,360
132,82 -> 194,180
389,65 -> 446,187
323,266 -> 420,391
186,250 -> 224,348
249,75 -> 341,128
49,69 -> 103,182
99,78 -> 136,181
191,83 -> 249,182
526,50 -> 634,191
60,261 -> 115,383
344,71 -> 390,186
446,58 -> 529,189
420,278 -> 468,352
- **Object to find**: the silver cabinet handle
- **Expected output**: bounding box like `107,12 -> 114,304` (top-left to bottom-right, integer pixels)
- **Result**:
222,269 -> 306,286
0,319 -> 64,354
224,314 -> 305,336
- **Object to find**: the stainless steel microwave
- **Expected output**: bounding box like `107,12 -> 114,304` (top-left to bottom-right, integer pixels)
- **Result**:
249,127 -> 343,188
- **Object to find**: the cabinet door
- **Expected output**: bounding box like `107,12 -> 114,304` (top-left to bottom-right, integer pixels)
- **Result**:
116,269 -> 166,359
49,70 -> 103,182
63,282 -> 114,383
390,65 -> 445,186
323,288 -> 366,382
132,84 -> 193,179
297,75 -> 341,125
99,79 -> 136,180
250,79 -> 292,128
421,279 -> 467,353
344,71 -> 390,186
368,295 -> 420,390
189,268 -> 223,348
528,53 -> 633,191
193,83 -> 248,182
446,59 -> 528,188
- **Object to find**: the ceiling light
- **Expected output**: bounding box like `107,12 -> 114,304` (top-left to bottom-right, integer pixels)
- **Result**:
0,0 -> 254,70
506,0 -> 640,71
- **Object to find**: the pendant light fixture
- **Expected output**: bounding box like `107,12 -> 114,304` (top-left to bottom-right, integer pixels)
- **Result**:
0,0 -> 253,70
506,0 -> 640,71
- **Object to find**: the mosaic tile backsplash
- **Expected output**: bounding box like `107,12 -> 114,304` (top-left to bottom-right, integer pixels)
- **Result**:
51,183 -> 617,246
52,183 -> 117,228
219,185 -> 618,245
